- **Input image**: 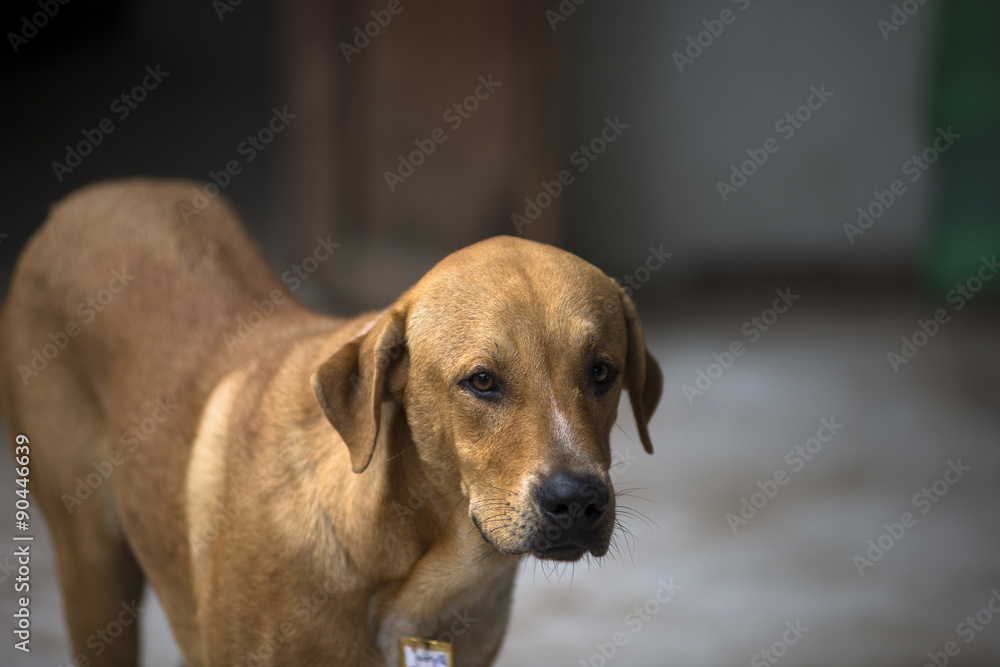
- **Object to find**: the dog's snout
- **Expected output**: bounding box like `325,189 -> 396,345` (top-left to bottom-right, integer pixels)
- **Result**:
536,471 -> 608,531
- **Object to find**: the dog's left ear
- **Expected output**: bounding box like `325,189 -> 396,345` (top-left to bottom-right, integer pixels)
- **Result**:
311,309 -> 407,473
616,286 -> 663,454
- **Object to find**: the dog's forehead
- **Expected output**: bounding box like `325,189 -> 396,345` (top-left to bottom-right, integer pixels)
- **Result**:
404,237 -> 627,365
409,238 -> 619,324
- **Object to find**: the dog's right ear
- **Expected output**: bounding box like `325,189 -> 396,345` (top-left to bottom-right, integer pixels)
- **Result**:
311,309 -> 407,473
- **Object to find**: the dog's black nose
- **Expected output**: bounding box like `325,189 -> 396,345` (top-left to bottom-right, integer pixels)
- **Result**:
536,471 -> 608,537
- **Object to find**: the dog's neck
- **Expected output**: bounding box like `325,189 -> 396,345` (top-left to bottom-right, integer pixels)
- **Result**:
367,404 -> 522,658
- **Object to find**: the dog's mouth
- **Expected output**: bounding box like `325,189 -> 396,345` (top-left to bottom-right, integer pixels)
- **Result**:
529,526 -> 611,561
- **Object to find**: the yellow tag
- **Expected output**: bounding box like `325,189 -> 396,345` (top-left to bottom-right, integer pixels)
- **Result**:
399,636 -> 454,667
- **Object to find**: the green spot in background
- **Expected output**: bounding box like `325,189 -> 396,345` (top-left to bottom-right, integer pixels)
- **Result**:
924,0 -> 1000,296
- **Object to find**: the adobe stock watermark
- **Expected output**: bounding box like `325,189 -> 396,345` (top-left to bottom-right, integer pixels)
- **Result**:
339,0 -> 414,63
512,116 -> 628,234
921,588 -> 1000,667
434,609 -> 477,645
852,458 -> 970,576
877,0 -> 930,41
672,0 -> 752,73
213,0 -> 244,22
383,74 -> 502,192
60,397 -> 178,514
51,65 -> 170,183
845,126 -> 960,244
7,0 -> 70,53
188,446 -> 298,556
616,245 -> 672,297
392,463 -> 455,524
237,575 -> 339,667
716,84 -> 832,202
73,599 -> 145,663
886,254 -> 997,372
0,555 -> 16,585
222,290 -> 288,352
726,417 -> 843,534
280,235 -> 341,291
750,619 -> 809,666
545,0 -> 587,30
179,106 -> 297,223
608,447 -> 637,485
682,288 -> 799,405
578,577 -> 682,667
223,235 -> 340,351
16,268 -> 135,385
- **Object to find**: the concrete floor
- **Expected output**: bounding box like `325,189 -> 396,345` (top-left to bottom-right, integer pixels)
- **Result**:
2,286 -> 998,666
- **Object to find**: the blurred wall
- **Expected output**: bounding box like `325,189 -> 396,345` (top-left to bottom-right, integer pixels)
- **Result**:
280,0 -> 566,313
560,1 -> 940,278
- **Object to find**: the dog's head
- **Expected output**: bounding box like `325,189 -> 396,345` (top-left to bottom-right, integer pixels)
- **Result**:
312,236 -> 662,561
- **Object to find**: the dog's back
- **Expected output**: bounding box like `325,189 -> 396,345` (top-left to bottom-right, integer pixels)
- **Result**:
0,177 -> 287,397
0,179 -> 312,664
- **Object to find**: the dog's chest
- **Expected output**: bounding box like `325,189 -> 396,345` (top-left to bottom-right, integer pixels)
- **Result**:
374,565 -> 517,667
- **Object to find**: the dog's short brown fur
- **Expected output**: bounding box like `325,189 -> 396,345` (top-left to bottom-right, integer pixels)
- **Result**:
0,179 -> 662,666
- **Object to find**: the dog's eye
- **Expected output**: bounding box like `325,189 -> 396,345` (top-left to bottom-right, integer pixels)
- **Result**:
468,371 -> 497,393
592,361 -> 614,386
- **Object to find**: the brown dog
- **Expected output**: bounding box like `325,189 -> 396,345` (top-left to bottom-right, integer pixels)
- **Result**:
0,178 -> 662,666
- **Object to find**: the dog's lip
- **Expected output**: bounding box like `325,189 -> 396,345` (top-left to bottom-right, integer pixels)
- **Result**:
476,534 -> 601,561
532,534 -> 610,561
531,543 -> 589,561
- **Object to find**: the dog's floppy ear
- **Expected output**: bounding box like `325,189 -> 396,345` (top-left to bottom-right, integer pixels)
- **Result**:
311,309 -> 407,473
616,286 -> 663,454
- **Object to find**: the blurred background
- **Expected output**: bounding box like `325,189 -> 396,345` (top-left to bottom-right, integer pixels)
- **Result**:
1,1 -> 998,665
